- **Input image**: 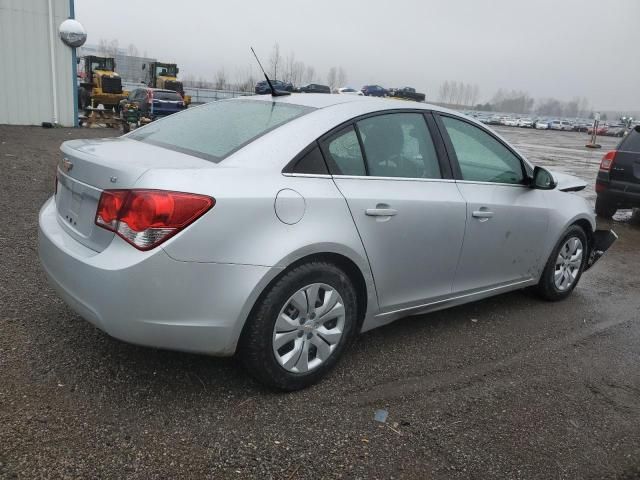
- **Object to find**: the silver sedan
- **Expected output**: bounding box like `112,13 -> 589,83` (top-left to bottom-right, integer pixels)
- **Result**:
38,94 -> 616,390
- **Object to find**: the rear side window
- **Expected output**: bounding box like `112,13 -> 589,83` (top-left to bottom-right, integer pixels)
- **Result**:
129,99 -> 314,162
357,113 -> 441,179
291,145 -> 328,175
154,91 -> 182,101
441,116 -> 524,184
620,128 -> 640,152
322,126 -> 366,176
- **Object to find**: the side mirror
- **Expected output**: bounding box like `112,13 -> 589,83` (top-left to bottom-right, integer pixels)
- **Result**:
531,166 -> 557,190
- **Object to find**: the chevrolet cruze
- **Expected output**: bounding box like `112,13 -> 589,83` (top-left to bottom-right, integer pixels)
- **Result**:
39,94 -> 615,390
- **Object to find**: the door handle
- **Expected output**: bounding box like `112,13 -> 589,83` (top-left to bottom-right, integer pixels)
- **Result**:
472,209 -> 494,219
365,208 -> 398,217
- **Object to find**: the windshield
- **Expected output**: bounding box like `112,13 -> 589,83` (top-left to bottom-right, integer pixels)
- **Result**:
155,64 -> 177,76
90,58 -> 114,71
153,91 -> 182,101
129,99 -> 314,162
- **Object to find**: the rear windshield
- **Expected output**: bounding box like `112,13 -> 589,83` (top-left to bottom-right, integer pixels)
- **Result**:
154,91 -> 182,101
620,128 -> 640,152
129,99 -> 314,162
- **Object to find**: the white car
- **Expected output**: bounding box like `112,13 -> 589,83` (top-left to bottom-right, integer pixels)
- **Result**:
518,118 -> 534,128
503,117 -> 519,127
337,87 -> 364,96
535,120 -> 549,130
549,120 -> 573,131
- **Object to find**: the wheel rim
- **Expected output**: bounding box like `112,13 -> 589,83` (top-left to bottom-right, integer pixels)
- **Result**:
554,237 -> 583,291
272,283 -> 346,373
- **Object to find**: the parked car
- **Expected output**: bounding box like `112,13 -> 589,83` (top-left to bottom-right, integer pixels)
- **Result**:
118,88 -> 186,120
40,94 -> 615,391
388,86 -> 426,102
487,115 -> 503,125
534,119 -> 549,129
573,121 -> 591,133
605,124 -> 627,137
297,83 -> 331,94
587,124 -> 609,136
337,87 -> 364,96
595,125 -> 640,218
549,120 -> 573,131
503,117 -> 519,127
517,117 -> 534,128
255,79 -> 294,94
361,85 -> 388,97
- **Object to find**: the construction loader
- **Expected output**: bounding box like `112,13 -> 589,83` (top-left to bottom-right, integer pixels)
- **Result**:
78,56 -> 128,111
143,62 -> 191,106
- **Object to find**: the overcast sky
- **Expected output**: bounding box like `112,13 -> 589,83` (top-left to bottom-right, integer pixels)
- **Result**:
76,0 -> 640,111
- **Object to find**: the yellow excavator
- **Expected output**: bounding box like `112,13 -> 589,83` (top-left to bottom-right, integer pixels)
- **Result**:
143,62 -> 191,106
78,56 -> 128,111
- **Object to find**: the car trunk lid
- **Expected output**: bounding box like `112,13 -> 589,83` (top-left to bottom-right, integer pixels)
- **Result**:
55,137 -> 214,252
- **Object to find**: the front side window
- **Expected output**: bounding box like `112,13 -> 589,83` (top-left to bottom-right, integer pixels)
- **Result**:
441,116 -> 524,184
129,99 -> 314,162
357,113 -> 441,179
322,126 -> 366,176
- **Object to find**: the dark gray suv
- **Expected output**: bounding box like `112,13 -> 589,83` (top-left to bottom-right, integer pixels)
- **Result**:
595,125 -> 640,218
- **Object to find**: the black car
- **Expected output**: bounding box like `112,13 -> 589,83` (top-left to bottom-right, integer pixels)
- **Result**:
361,85 -> 388,97
388,86 -> 426,102
118,87 -> 186,119
297,83 -> 331,94
254,79 -> 294,94
595,125 -> 640,218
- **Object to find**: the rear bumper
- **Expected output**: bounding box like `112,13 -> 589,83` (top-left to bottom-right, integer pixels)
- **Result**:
585,229 -> 617,271
38,197 -> 274,355
596,176 -> 640,207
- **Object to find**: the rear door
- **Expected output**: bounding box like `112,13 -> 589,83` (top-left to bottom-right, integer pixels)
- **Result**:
322,111 -> 467,312
436,113 -> 550,293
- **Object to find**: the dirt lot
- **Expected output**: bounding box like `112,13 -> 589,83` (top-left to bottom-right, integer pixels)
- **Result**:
1,124 -> 639,479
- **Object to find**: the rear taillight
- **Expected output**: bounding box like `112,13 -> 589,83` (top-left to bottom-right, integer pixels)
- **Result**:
95,190 -> 214,250
599,150 -> 617,171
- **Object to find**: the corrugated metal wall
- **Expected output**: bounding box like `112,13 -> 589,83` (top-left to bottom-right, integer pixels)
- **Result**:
0,0 -> 75,126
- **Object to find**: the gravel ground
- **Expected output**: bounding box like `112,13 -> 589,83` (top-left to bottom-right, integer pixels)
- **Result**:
1,124 -> 639,479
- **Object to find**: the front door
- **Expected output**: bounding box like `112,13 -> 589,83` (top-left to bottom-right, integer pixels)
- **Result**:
437,114 -> 550,293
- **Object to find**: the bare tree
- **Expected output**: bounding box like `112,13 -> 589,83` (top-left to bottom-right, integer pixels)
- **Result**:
214,68 -> 228,90
438,81 -> 450,102
471,85 -> 480,106
327,67 -> 337,91
127,43 -> 139,57
269,43 -> 282,79
304,66 -> 315,84
337,67 -> 347,88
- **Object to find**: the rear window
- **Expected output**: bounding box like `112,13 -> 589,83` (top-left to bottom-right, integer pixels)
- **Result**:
154,91 -> 182,101
129,99 -> 314,162
620,128 -> 640,152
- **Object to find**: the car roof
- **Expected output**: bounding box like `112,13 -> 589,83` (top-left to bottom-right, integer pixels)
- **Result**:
244,93 -> 440,113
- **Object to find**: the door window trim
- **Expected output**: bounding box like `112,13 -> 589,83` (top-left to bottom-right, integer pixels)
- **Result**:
316,109 -> 454,180
433,112 -> 533,186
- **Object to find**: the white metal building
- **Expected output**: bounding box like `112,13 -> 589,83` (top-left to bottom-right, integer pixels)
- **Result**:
0,0 -> 77,126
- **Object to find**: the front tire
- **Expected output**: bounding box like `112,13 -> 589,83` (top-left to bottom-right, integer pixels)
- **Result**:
536,225 -> 587,301
595,196 -> 617,219
239,261 -> 358,391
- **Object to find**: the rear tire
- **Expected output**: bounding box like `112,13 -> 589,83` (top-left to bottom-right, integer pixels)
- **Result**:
595,196 -> 617,219
535,225 -> 588,302
239,261 -> 358,391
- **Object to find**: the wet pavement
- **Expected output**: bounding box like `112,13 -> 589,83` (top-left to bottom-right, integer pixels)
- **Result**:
1,125 -> 639,479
